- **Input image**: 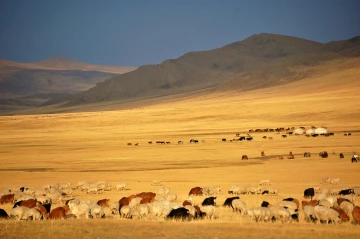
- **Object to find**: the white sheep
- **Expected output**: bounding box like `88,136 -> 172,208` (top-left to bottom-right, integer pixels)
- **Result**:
120,205 -> 132,218
303,205 -> 316,222
270,206 -> 291,223
129,197 -> 142,209
264,187 -> 278,195
90,204 -> 105,219
151,179 -> 161,186
325,196 -> 337,206
151,201 -> 164,219
250,207 -> 272,222
68,203 -> 90,219
27,208 -> 42,220
314,206 -> 341,224
318,199 -> 332,208
138,204 -> 150,219
259,179 -> 270,186
200,205 -> 216,219
184,205 -> 197,218
166,193 -> 177,202
231,199 -> 247,214
77,181 -> 87,188
116,183 -> 126,191
330,178 -> 340,185
36,195 -> 52,205
86,186 -> 99,194
10,206 -> 30,221
340,201 -> 354,216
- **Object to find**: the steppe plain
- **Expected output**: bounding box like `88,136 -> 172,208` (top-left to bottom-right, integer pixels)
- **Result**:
0,58 -> 360,238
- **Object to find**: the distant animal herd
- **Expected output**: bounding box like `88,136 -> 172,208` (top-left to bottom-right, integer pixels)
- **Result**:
126,125 -> 357,163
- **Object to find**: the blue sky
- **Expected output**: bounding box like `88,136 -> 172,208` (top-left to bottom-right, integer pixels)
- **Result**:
1,0 -> 359,66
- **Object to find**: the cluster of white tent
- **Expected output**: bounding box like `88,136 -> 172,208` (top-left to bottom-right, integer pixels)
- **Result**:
293,127 -> 328,135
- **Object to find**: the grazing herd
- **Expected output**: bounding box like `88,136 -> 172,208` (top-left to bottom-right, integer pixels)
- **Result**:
0,178 -> 360,225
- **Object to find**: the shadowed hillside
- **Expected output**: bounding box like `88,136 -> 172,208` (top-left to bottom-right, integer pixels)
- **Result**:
61,33 -> 359,108
0,57 -> 137,113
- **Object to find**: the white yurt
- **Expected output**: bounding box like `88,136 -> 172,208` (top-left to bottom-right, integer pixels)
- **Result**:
305,129 -> 315,135
315,127 -> 328,134
293,128 -> 305,135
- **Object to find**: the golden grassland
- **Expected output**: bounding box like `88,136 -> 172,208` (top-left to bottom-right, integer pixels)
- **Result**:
0,61 -> 360,238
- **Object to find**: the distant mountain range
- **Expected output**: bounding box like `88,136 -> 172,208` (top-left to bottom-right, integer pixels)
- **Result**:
1,33 -> 359,115
0,57 -> 137,113
61,33 -> 360,107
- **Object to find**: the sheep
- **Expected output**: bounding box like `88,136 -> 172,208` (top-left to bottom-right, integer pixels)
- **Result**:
108,202 -> 119,214
46,191 -> 62,203
68,198 -> 81,207
325,196 -> 337,207
58,182 -> 71,190
303,206 -> 316,222
213,186 -> 221,195
61,188 -> 73,196
247,208 -> 255,222
77,181 -> 87,188
200,205 -> 216,219
314,206 -> 341,224
156,187 -> 169,196
116,183 -> 126,191
87,186 -> 99,194
330,178 -> 340,185
120,205 -> 132,219
150,201 -> 164,219
331,206 -> 349,222
27,208 -> 42,220
202,186 -> 213,196
42,184 -> 51,191
138,204 -> 150,219
68,203 -> 90,219
90,204 -> 105,219
166,193 -> 177,202
231,199 -> 247,214
10,206 -> 30,221
151,179 -> 161,186
24,187 -> 35,196
340,201 -> 354,216
228,185 -> 239,194
321,178 -> 331,185
259,179 -> 270,186
270,206 -> 291,223
318,199 -> 332,208
97,183 -> 107,192
161,204 -> 173,218
313,185 -> 321,193
246,185 -> 261,194
263,187 -> 278,195
81,183 -> 91,191
129,197 -> 142,209
250,207 -> 272,222
231,185 -> 247,195
184,205 -> 197,218
35,195 -> 52,205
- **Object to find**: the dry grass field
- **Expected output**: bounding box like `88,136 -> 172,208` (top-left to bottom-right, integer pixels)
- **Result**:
0,59 -> 360,238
